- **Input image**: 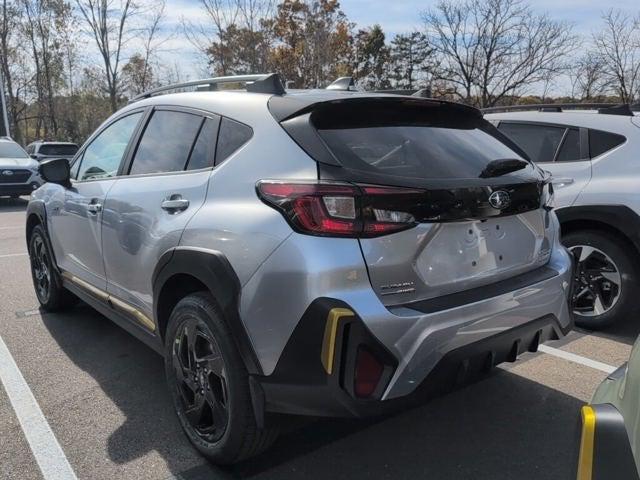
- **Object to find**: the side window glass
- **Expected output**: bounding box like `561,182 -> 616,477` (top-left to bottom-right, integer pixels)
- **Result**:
77,112 -> 142,181
556,128 -> 581,162
497,123 -> 565,163
70,154 -> 82,179
589,129 -> 626,158
129,110 -> 203,175
186,117 -> 220,171
215,117 -> 253,165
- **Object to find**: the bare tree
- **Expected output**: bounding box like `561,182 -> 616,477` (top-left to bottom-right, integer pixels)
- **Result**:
76,0 -> 138,112
569,51 -> 610,101
424,0 -> 576,107
592,10 -> 640,104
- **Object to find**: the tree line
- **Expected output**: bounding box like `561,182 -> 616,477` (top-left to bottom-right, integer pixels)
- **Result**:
1,0 -> 640,146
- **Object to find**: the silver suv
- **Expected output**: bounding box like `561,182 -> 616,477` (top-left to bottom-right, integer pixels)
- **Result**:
26,74 -> 573,464
0,136 -> 42,198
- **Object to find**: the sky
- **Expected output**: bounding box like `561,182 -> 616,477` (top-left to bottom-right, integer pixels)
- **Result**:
156,0 -> 640,95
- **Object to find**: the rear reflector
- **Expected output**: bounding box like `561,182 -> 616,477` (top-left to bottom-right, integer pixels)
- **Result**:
256,180 -> 420,238
354,347 -> 384,398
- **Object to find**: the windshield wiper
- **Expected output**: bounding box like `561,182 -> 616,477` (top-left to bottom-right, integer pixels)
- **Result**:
479,158 -> 529,178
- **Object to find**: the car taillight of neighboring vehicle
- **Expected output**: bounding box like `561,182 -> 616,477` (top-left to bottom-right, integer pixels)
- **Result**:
256,180 -> 423,238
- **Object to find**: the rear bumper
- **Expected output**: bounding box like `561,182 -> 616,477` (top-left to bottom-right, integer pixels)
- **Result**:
256,247 -> 573,417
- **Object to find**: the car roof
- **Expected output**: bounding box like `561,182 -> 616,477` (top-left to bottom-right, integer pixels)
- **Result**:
119,89 -> 480,127
484,111 -> 640,134
29,141 -> 78,146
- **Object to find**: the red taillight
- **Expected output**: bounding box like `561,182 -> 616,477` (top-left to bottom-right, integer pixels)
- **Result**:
354,347 -> 384,398
257,181 -> 421,238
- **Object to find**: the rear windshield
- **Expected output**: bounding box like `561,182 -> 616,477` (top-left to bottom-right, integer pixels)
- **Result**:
39,144 -> 79,156
318,125 -> 527,180
0,142 -> 28,158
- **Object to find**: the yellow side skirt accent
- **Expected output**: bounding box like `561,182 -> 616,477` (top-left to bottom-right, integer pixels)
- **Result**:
62,272 -> 156,332
320,308 -> 354,375
577,405 -> 596,480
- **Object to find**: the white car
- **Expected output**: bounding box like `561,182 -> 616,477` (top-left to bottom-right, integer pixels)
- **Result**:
0,136 -> 42,198
485,105 -> 640,329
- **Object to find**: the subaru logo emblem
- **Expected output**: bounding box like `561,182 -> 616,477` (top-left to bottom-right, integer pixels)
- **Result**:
489,190 -> 510,209
2,170 -> 13,176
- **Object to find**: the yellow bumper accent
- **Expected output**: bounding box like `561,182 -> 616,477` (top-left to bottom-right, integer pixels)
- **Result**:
320,308 -> 354,374
577,405 -> 596,480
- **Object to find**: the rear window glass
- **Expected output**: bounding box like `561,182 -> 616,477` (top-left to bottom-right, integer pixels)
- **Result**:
589,129 -> 625,158
0,141 -> 28,158
556,128 -> 581,162
497,123 -> 565,163
187,117 -> 219,171
215,118 -> 252,165
318,125 -> 527,180
39,144 -> 78,156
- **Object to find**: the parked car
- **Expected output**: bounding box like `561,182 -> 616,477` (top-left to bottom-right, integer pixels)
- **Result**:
485,105 -> 640,330
26,141 -> 79,162
575,335 -> 640,480
27,74 -> 573,464
0,136 -> 42,198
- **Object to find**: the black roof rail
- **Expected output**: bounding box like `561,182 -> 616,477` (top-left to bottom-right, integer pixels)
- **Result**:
326,76 -> 357,91
597,104 -> 634,116
130,73 -> 286,103
482,103 -> 640,114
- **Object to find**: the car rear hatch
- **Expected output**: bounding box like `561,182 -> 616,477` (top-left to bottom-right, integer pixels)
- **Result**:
270,95 -> 554,306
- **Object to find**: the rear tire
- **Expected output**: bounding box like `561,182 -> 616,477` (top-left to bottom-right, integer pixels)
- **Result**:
28,224 -> 77,312
563,230 -> 639,330
164,292 -> 278,464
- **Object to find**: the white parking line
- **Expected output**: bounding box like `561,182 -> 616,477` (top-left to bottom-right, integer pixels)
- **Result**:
0,334 -> 77,480
0,252 -> 28,258
538,344 -> 617,374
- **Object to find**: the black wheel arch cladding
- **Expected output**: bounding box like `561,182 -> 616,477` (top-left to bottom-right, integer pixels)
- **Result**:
152,247 -> 262,375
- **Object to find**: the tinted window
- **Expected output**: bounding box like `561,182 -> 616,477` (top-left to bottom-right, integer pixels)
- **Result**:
216,118 -> 252,165
187,117 -> 219,170
318,124 -> 527,180
77,112 -> 142,181
39,144 -> 79,156
589,129 -> 626,158
556,128 -> 581,162
130,111 -> 203,175
497,123 -> 565,163
0,141 -> 28,158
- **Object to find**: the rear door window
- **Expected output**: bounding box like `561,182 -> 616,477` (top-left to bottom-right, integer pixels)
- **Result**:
129,110 -> 203,175
589,129 -> 626,158
39,144 -> 79,156
215,118 -> 253,165
187,117 -> 220,171
555,128 -> 581,162
497,123 -> 565,163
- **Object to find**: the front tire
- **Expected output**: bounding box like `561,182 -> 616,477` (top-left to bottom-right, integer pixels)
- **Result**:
563,230 -> 639,329
164,292 -> 278,464
28,224 -> 76,311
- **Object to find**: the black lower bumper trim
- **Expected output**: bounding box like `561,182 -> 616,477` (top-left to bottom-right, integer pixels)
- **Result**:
257,297 -> 567,418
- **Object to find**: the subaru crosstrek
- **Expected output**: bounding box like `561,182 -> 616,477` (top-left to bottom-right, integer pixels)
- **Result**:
0,136 -> 42,198
26,74 -> 573,464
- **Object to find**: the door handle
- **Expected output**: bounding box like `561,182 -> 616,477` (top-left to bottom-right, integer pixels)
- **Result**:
87,202 -> 102,214
161,195 -> 189,213
552,177 -> 574,187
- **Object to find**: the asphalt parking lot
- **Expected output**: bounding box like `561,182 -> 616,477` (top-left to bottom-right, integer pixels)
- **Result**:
0,197 -> 638,480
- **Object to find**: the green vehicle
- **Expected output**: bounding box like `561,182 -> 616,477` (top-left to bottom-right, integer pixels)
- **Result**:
576,336 -> 640,480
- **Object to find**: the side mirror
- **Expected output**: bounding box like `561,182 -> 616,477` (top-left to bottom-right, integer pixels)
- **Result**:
30,154 -> 38,160
39,158 -> 71,187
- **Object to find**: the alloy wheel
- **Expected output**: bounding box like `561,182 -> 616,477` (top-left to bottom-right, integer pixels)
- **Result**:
31,235 -> 51,304
172,318 -> 229,442
569,245 -> 621,317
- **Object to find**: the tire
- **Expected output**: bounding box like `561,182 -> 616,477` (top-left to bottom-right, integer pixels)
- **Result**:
164,292 -> 278,464
28,224 -> 77,311
563,230 -> 639,330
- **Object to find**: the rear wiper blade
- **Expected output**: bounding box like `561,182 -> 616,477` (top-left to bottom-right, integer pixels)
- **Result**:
479,158 -> 529,178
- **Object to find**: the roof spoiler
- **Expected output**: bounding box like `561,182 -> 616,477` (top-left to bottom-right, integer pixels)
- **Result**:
597,104 -> 634,116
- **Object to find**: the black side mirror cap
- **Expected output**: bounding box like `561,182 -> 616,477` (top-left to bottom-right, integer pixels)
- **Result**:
39,158 -> 71,187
